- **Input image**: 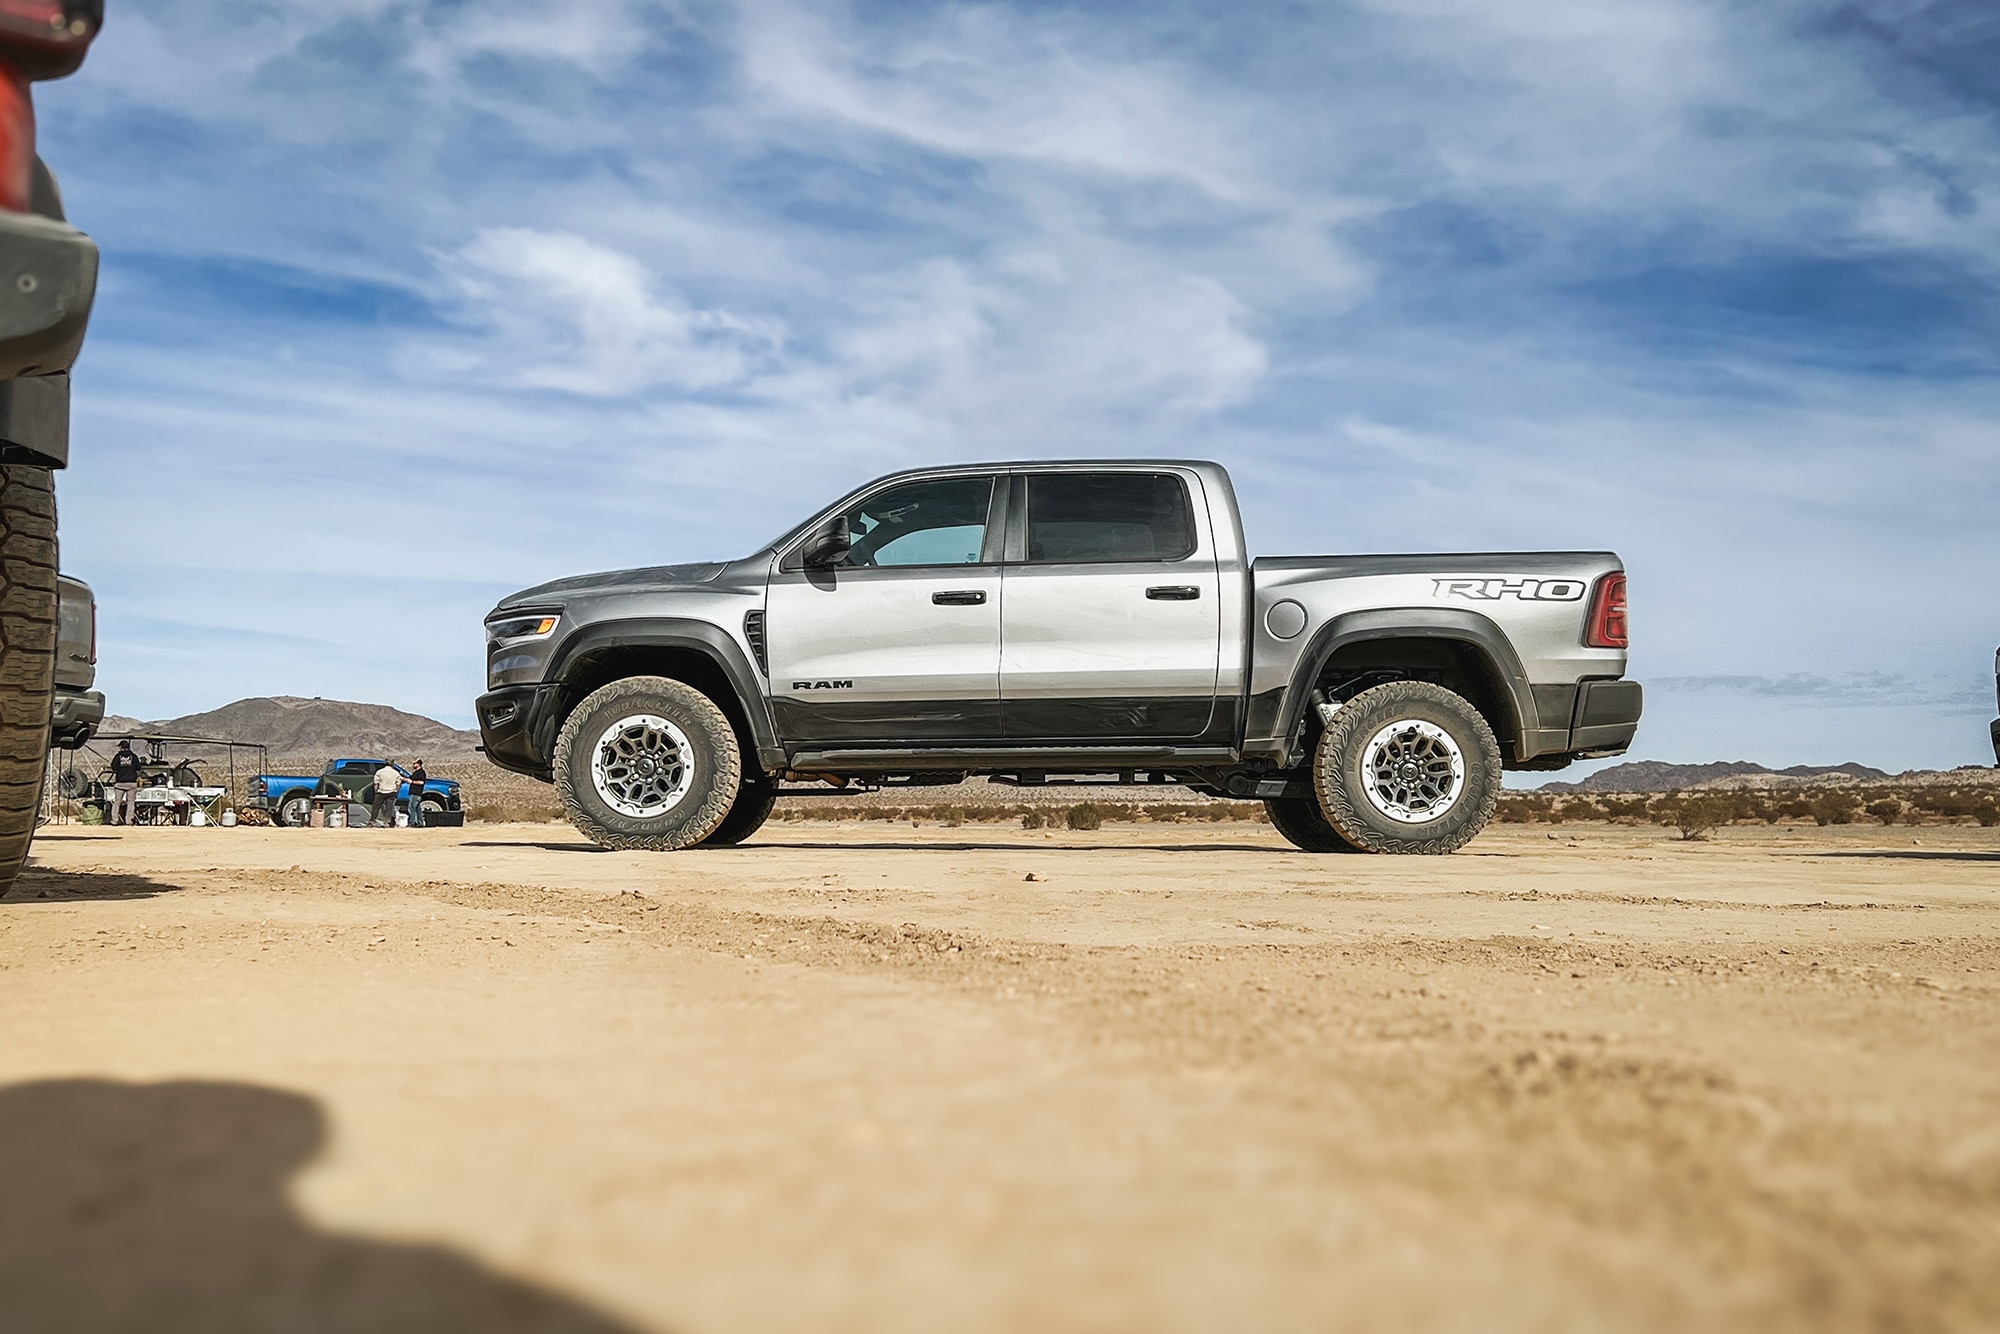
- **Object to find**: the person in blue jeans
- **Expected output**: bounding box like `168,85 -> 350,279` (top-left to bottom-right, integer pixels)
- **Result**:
406,758 -> 428,827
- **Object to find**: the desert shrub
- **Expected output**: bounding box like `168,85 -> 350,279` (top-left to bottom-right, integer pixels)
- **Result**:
1974,801 -> 1999,828
1865,798 -> 1902,826
940,806 -> 964,827
1670,795 -> 1729,841
1496,794 -> 1554,823
1021,809 -> 1047,830
1810,792 -> 1861,826
1726,793 -> 1773,824
1775,799 -> 1813,823
1066,802 -> 1104,831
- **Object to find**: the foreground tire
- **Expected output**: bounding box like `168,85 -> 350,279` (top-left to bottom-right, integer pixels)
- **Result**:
0,465 -> 55,895
276,793 -> 313,827
1313,680 -> 1501,855
1264,796 -> 1360,852
554,676 -> 740,851
695,776 -> 777,848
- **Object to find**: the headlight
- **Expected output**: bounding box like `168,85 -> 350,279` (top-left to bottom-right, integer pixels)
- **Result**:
487,611 -> 560,644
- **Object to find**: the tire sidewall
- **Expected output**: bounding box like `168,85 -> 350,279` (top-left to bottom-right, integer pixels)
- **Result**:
1264,796 -> 1359,853
555,677 -> 741,850
1316,682 -> 1500,854
694,777 -> 778,848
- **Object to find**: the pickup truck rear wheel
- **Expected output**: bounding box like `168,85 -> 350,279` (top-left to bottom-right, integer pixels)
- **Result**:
695,776 -> 778,848
276,793 -> 313,828
1264,796 -> 1361,852
0,464 -> 56,895
554,676 -> 741,851
1313,680 -> 1501,854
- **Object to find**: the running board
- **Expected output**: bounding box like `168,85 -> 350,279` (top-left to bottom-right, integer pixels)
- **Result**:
785,746 -> 1238,772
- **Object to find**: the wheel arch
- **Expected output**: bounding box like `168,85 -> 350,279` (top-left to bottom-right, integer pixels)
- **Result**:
1277,609 -> 1535,766
545,619 -> 780,776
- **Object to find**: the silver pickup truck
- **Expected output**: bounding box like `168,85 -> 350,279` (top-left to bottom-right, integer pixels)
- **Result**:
478,461 -> 1640,854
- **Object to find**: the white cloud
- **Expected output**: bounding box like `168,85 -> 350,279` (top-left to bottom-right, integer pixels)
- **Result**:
735,0 -> 1270,204
423,227 -> 783,396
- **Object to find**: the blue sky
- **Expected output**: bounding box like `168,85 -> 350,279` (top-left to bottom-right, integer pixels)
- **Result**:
32,0 -> 2000,775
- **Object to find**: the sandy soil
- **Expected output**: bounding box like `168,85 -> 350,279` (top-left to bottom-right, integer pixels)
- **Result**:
3,818 -> 1996,1333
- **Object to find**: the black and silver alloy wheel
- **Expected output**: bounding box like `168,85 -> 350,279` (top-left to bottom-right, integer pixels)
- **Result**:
1313,680 -> 1500,854
1360,719 -> 1465,824
589,714 -> 695,818
554,676 -> 740,851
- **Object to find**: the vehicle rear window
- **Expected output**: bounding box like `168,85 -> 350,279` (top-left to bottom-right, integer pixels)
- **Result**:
1023,473 -> 1196,563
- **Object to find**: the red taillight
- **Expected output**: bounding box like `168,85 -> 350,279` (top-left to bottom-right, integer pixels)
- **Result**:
0,2 -> 101,213
1585,572 -> 1627,649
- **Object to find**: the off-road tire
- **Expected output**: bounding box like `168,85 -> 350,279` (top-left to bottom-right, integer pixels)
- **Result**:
695,776 -> 778,848
0,465 -> 56,895
554,676 -> 740,851
1314,680 -> 1501,855
1264,796 -> 1361,852
276,793 -> 313,828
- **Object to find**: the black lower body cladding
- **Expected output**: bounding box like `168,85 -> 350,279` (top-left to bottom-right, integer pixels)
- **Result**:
476,684 -> 560,780
1570,679 -> 1643,755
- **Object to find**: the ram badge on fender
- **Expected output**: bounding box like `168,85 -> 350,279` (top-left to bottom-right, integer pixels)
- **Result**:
476,461 -> 1640,854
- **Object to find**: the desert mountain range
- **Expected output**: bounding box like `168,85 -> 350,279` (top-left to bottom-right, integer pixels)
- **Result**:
1537,760 -> 1889,793
97,696 -> 481,761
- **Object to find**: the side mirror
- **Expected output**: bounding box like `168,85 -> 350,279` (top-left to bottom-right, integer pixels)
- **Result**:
803,516 -> 852,569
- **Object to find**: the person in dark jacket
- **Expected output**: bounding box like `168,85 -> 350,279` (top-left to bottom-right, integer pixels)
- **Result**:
108,741 -> 143,826
406,759 -> 427,828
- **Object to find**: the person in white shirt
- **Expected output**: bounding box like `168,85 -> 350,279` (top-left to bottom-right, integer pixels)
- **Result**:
371,763 -> 402,828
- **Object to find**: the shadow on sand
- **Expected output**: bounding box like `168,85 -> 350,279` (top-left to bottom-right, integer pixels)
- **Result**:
2,867 -> 175,903
459,841 -> 618,854
0,1078 -> 648,1333
742,838 -> 1285,855
1813,849 -> 2000,863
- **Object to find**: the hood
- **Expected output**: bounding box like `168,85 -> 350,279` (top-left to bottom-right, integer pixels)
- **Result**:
493,562 -> 728,610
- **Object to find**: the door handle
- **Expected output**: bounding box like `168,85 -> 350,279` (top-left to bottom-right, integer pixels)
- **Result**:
1146,585 -> 1200,601
932,589 -> 987,606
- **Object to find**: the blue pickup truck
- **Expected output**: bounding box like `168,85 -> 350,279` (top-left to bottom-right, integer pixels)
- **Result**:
248,759 -> 465,828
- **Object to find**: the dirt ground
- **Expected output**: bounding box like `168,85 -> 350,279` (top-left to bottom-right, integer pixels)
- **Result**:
3,818 -> 1996,1333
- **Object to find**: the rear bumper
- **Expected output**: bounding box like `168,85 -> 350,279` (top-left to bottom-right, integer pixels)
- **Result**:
50,686 -> 103,748
477,685 -> 558,781
1568,679 -> 1642,757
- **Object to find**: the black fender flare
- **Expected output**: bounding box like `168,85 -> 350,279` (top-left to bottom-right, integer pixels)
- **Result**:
545,617 -> 782,770
1274,608 -> 1539,765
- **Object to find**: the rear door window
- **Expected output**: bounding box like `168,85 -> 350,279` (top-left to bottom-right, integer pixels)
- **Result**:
1023,473 -> 1196,563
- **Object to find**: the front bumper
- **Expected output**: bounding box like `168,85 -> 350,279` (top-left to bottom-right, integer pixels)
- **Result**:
50,686 -> 103,748
477,684 -> 558,781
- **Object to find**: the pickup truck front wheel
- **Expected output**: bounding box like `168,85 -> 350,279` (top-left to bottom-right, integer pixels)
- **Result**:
554,676 -> 741,851
1313,681 -> 1501,854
